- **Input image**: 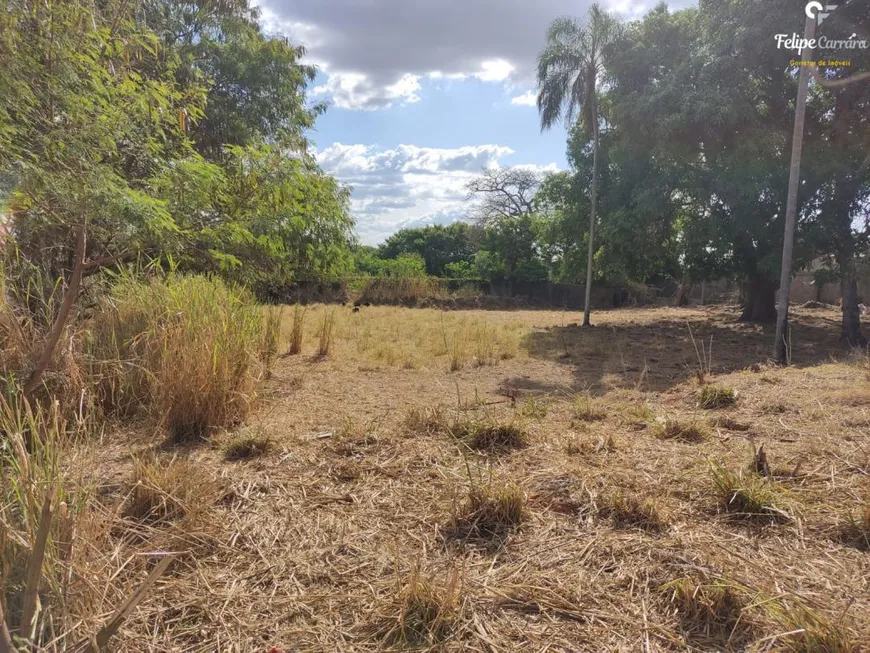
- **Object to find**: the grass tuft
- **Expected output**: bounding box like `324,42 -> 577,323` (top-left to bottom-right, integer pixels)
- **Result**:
89,274 -> 269,442
458,421 -> 529,452
764,601 -> 858,652
710,464 -> 791,523
447,483 -> 527,541
287,302 -> 306,355
709,415 -> 751,431
572,395 -> 606,422
222,433 -> 273,461
601,490 -> 669,532
837,504 -> 870,551
519,396 -> 549,419
317,308 -> 336,356
404,405 -> 451,436
662,576 -> 756,645
698,385 -> 737,409
122,457 -> 216,526
379,567 -> 461,646
653,419 -> 708,443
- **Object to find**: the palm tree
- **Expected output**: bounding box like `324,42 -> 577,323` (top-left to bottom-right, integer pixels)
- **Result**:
536,5 -> 620,327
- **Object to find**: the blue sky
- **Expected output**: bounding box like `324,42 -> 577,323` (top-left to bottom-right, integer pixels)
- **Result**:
257,0 -> 694,244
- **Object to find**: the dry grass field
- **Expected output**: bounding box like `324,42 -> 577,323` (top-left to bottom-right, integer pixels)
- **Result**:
73,304 -> 869,651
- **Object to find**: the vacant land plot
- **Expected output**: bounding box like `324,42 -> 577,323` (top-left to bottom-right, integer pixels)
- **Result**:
80,305 -> 868,651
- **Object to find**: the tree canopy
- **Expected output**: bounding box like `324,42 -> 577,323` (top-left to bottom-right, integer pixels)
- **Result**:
0,0 -> 353,297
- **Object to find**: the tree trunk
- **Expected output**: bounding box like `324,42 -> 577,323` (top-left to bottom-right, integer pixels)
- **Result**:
740,274 -> 778,323
582,92 -> 599,328
840,275 -> 866,348
774,15 -> 815,363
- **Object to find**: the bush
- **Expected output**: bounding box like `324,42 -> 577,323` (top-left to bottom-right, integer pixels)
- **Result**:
0,254 -> 88,412
88,274 -> 272,441
355,276 -> 449,306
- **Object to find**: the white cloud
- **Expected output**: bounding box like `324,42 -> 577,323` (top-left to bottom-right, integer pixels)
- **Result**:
474,59 -> 515,82
315,143 -> 558,243
510,90 -> 537,106
312,72 -> 421,110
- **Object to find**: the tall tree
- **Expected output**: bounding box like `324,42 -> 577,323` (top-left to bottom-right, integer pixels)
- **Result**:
605,2 -> 827,324
803,0 -> 870,348
536,4 -> 621,326
465,168 -> 541,226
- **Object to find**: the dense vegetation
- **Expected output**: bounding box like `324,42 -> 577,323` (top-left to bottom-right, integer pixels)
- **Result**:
0,0 -> 354,299
2,0 -> 868,342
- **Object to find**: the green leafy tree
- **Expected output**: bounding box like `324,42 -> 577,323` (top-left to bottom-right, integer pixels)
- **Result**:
0,0 -> 201,278
476,215 -> 547,284
141,0 -> 323,158
379,223 -> 476,276
153,144 -> 355,295
605,2 -> 825,322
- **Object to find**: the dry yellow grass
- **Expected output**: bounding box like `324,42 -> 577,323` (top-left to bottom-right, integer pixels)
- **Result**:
275,303 -> 529,371
33,304 -> 870,650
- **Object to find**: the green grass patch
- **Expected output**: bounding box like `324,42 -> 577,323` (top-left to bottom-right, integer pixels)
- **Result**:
698,385 -> 737,409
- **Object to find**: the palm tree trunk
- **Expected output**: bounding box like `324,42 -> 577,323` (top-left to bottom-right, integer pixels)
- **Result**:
774,15 -> 815,363
583,96 -> 599,327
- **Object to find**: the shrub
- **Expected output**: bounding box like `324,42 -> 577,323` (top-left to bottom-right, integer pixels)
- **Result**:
355,276 -> 449,306
0,255 -> 88,413
698,385 -> 737,409
88,274 -> 269,441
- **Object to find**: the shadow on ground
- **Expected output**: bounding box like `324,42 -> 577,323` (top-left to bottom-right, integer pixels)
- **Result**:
519,307 -> 845,395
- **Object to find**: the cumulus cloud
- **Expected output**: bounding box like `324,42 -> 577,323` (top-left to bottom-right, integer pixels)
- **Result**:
510,91 -> 537,106
315,143 -> 558,244
258,0 -> 697,110
313,72 -> 421,110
